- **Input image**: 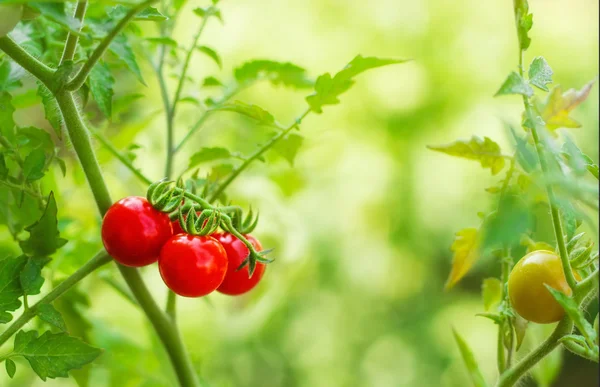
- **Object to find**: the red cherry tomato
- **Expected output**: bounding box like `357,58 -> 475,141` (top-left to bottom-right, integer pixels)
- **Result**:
101,196 -> 173,267
214,233 -> 266,296
159,234 -> 228,297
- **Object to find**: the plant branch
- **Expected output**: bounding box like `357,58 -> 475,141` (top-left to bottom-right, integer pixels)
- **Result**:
0,36 -> 55,86
66,0 -> 158,91
208,108 -> 311,202
0,180 -> 43,199
60,1 -> 88,65
0,250 -> 111,347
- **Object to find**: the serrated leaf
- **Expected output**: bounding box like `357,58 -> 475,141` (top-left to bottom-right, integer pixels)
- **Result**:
545,285 -> 597,344
212,101 -> 277,127
23,148 -> 46,181
88,62 -> 114,119
36,84 -> 62,139
445,228 -> 479,290
37,304 -> 67,332
528,57 -> 553,91
188,147 -> 232,169
20,256 -> 51,296
109,34 -> 145,86
13,330 -> 101,381
495,72 -> 533,97
0,256 -> 26,323
234,60 -> 313,89
0,91 -> 16,141
307,55 -> 407,113
20,192 -> 68,257
135,7 -> 167,22
29,2 -> 80,32
5,358 -> 16,378
273,133 -> 303,166
203,76 -> 222,87
514,0 -> 533,51
482,278 -> 502,311
428,136 -> 506,175
540,81 -> 594,130
197,46 -> 221,69
452,329 -> 487,387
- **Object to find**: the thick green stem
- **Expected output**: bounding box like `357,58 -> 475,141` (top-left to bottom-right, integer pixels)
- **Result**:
0,37 -> 55,86
0,251 -> 111,347
60,1 -> 88,65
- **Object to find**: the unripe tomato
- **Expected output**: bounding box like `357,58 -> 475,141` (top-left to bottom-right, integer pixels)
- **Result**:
508,250 -> 577,324
102,196 -> 173,267
214,233 -> 266,296
159,234 -> 228,297
0,5 -> 23,37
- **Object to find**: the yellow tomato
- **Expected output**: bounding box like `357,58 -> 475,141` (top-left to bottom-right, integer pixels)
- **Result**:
508,250 -> 577,324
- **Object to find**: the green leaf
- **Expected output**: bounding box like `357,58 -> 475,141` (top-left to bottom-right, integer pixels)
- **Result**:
0,91 -> 16,141
135,7 -> 168,22
17,126 -> 54,153
0,60 -> 21,91
209,163 -> 233,180
445,228 -> 479,290
20,256 -> 51,296
561,137 -> 599,180
203,76 -> 223,87
37,84 -> 62,139
88,62 -> 114,119
512,314 -> 528,351
545,285 -> 597,344
5,358 -> 16,379
234,60 -> 313,89
427,136 -> 506,175
482,196 -> 532,251
0,154 -> 8,180
37,304 -> 67,332
514,0 -> 533,51
0,256 -> 26,323
212,101 -> 278,127
539,81 -> 594,130
273,133 -> 304,166
528,57 -> 553,91
188,147 -> 232,169
23,148 -> 46,181
20,192 -> 68,257
109,34 -> 145,86
13,330 -> 101,381
495,72 -> 533,97
482,278 -> 502,311
29,2 -> 80,32
193,6 -> 222,22
197,46 -> 221,69
452,329 -> 487,387
306,55 -> 408,113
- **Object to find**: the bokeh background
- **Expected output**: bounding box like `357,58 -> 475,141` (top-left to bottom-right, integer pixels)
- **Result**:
1,0 -> 598,386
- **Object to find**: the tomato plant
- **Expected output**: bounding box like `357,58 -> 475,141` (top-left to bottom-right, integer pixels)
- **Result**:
0,0 -> 406,385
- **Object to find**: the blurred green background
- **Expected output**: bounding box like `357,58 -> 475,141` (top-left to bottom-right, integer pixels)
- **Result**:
1,0 -> 598,386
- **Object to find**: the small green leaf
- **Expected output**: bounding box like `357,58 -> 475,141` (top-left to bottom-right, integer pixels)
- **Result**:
306,55 -> 408,113
29,2 -> 80,32
188,147 -> 232,169
513,314 -> 528,351
37,304 -> 67,332
88,62 -> 114,119
203,76 -> 223,87
20,256 -> 51,296
197,46 -> 222,69
273,133 -> 303,166
528,57 -> 553,91
23,148 -> 46,181
36,84 -> 62,139
5,358 -> 16,378
209,163 -> 233,180
234,60 -> 313,89
0,256 -> 26,323
13,330 -> 101,381
452,329 -> 487,387
0,60 -> 21,91
20,192 -> 68,257
135,7 -> 168,22
109,34 -> 145,86
514,0 -> 533,51
193,6 -> 222,22
428,136 -> 506,175
482,278 -> 502,311
495,72 -> 533,97
546,286 -> 597,345
212,101 -> 278,127
17,126 -> 53,153
482,196 -> 532,251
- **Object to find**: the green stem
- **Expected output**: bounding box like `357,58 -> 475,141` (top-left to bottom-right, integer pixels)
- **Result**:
0,251 -> 111,347
66,0 -> 158,91
88,126 -> 153,185
576,267 -> 599,295
0,36 -> 55,86
209,108 -> 311,202
59,1 -> 88,65
0,180 -> 42,199
166,290 -> 177,320
497,320 -> 506,373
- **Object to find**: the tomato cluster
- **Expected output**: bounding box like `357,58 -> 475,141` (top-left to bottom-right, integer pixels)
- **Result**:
101,197 -> 266,297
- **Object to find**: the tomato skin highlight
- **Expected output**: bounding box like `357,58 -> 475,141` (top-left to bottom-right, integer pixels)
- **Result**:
508,250 -> 576,324
102,196 -> 173,267
214,233 -> 266,296
159,234 -> 228,297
